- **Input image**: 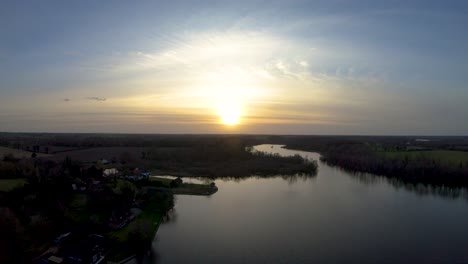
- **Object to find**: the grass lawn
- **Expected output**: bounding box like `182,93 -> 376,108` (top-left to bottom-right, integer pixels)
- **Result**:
381,150 -> 468,166
107,211 -> 162,262
69,194 -> 88,207
0,178 -> 27,192
109,211 -> 162,242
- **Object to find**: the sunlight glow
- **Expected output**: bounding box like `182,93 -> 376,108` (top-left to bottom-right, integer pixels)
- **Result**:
116,31 -> 289,128
217,101 -> 242,126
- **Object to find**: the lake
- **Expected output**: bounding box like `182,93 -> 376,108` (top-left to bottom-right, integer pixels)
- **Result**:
150,144 -> 468,263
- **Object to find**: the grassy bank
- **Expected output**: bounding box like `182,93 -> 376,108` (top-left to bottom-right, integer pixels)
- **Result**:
107,211 -> 162,262
107,211 -> 162,243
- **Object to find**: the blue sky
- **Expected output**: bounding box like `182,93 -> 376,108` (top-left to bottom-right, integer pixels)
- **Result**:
1,0 -> 467,134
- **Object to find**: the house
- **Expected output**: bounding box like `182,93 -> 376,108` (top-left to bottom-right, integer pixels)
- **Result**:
47,256 -> 63,264
103,168 -> 119,178
170,177 -> 183,188
109,210 -> 136,230
54,232 -> 71,245
71,184 -> 86,192
61,234 -> 107,264
88,179 -> 104,192
141,172 -> 150,179
117,168 -> 151,181
35,233 -> 108,264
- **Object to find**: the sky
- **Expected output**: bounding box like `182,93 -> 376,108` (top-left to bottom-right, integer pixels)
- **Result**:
1,0 -> 467,135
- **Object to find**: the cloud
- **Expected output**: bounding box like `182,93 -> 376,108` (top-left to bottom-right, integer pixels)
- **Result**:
299,61 -> 308,67
86,97 -> 107,102
85,31 -> 315,81
80,29 -> 385,89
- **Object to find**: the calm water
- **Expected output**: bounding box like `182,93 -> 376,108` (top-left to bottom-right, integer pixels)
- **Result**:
150,145 -> 468,264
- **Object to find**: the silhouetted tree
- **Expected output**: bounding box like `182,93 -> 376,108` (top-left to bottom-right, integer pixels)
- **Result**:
128,219 -> 154,263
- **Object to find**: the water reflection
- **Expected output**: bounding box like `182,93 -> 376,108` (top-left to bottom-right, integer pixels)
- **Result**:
206,173 -> 316,184
152,144 -> 468,264
327,164 -> 468,201
388,178 -> 468,200
260,144 -> 468,201
154,172 -> 316,185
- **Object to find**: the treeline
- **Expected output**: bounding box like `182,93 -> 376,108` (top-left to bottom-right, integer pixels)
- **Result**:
321,143 -> 468,187
145,137 -> 318,177
0,133 -> 283,149
284,135 -> 468,153
2,133 -> 468,152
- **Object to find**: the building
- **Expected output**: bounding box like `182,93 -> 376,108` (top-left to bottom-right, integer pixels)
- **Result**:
103,168 -> 119,178
34,233 -> 108,264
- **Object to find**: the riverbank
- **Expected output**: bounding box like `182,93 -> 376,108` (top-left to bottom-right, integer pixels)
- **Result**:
106,177 -> 217,262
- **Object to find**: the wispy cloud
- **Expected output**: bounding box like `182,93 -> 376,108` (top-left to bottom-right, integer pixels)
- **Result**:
85,31 -> 315,81
86,97 -> 107,102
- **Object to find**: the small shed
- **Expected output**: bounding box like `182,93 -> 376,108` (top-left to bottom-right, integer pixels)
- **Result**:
170,177 -> 183,188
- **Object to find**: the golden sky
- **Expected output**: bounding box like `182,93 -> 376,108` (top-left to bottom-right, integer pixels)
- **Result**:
1,1 -> 467,135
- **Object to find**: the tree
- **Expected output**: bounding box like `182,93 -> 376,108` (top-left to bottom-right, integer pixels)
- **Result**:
0,161 -> 16,179
128,219 -> 154,261
0,208 -> 27,263
87,166 -> 103,179
112,180 -> 137,209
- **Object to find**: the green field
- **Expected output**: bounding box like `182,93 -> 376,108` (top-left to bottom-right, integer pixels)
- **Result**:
381,150 -> 468,166
0,178 -> 27,192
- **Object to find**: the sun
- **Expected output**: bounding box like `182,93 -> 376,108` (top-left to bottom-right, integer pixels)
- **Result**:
221,111 -> 240,126
217,101 -> 242,126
